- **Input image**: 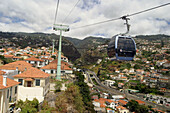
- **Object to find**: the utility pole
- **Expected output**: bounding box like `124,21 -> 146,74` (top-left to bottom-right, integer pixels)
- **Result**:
53,24 -> 69,80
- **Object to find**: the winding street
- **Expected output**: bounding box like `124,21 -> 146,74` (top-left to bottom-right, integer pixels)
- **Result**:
85,70 -> 170,112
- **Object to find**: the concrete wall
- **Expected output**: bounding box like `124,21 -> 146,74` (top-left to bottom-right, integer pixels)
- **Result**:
15,77 -> 50,103
17,86 -> 44,102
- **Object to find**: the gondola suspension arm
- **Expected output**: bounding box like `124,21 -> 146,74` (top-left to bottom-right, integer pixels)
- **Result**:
121,16 -> 130,35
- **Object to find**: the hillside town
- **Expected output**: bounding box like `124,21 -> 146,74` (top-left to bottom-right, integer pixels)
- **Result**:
0,34 -> 170,113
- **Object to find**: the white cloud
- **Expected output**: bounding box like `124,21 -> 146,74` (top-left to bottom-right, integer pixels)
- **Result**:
0,0 -> 169,39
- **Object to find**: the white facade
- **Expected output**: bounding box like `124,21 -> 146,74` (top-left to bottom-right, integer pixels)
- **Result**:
14,77 -> 50,103
41,69 -> 73,76
25,60 -> 45,68
104,80 -> 115,87
0,85 -> 18,113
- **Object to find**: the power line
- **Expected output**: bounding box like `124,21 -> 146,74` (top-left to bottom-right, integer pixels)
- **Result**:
62,0 -> 81,24
53,0 -> 60,25
127,2 -> 170,17
72,2 -> 170,29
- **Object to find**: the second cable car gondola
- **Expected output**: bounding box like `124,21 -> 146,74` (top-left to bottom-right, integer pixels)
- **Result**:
107,16 -> 136,61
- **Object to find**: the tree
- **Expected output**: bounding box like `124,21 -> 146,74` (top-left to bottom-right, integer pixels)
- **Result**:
74,71 -> 95,112
127,100 -> 149,113
15,98 -> 39,113
127,100 -> 139,112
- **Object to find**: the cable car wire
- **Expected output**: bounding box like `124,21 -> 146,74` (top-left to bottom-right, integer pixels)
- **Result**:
62,0 -> 81,24
53,0 -> 60,25
72,2 -> 170,29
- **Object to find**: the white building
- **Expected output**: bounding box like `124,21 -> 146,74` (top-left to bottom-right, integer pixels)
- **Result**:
0,71 -> 19,113
104,80 -> 115,87
0,61 -> 33,80
13,67 -> 50,103
24,57 -> 45,68
41,59 -> 73,77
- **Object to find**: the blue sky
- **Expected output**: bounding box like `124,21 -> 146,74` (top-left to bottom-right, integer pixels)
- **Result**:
0,0 -> 169,39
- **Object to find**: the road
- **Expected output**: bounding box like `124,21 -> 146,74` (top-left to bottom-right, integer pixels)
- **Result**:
85,70 -> 170,112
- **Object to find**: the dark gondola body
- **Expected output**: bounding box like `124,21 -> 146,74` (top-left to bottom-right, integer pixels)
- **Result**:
107,35 -> 136,61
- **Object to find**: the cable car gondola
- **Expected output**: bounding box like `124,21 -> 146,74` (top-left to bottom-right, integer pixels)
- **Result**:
107,35 -> 136,60
107,16 -> 136,61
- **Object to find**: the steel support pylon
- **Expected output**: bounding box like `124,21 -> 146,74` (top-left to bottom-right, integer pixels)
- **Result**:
53,24 -> 69,80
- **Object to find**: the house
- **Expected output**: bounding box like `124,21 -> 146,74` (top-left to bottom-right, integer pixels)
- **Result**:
135,100 -> 145,105
3,55 -> 14,59
118,83 -> 124,89
112,95 -> 125,101
56,54 -> 69,62
0,71 -> 20,113
118,100 -> 128,106
13,68 -> 50,103
0,61 -> 33,80
24,57 -> 45,68
116,106 -> 129,113
41,58 -> 53,65
12,56 -> 22,61
41,59 -> 73,78
93,98 -> 118,110
106,108 -> 115,113
104,80 -> 115,87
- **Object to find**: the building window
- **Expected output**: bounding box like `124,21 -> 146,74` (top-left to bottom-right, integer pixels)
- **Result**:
15,86 -> 17,94
9,96 -> 12,102
18,79 -> 23,85
7,89 -> 9,98
36,79 -> 40,86
51,70 -> 54,74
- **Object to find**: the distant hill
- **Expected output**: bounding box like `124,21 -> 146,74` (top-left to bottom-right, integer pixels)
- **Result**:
135,34 -> 170,40
0,31 -> 81,62
64,36 -> 110,53
0,31 -> 169,62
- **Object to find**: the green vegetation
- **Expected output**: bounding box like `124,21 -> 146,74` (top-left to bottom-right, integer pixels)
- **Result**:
74,71 -> 95,112
55,84 -> 85,113
0,55 -> 13,64
127,100 -> 149,113
129,83 -> 163,95
15,98 -> 39,113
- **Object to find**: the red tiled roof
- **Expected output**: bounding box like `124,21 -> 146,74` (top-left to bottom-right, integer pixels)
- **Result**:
24,57 -> 44,62
118,100 -> 128,105
4,55 -> 14,58
116,106 -> 128,110
13,67 -> 50,78
0,75 -> 20,89
135,100 -> 145,104
24,78 -> 34,81
0,61 -> 33,72
0,70 -> 6,75
41,59 -> 72,70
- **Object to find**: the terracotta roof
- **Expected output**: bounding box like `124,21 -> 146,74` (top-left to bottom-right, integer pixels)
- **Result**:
4,55 -> 14,58
0,75 -> 20,89
41,59 -> 72,70
116,106 -> 128,110
135,100 -> 145,104
118,100 -> 128,105
13,67 -> 50,78
24,57 -> 44,62
107,108 -> 112,110
50,59 -> 70,66
0,61 -> 33,72
100,104 -> 106,108
24,78 -> 34,81
13,56 -> 22,59
0,70 -> 6,75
